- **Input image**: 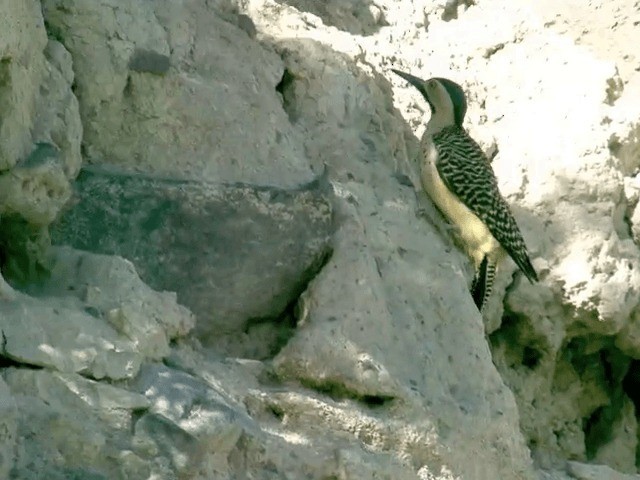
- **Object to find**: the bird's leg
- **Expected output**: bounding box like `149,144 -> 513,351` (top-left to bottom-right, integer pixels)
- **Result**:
471,256 -> 488,310
471,256 -> 496,312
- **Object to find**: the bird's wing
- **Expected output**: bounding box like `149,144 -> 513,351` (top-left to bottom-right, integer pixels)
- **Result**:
433,126 -> 538,282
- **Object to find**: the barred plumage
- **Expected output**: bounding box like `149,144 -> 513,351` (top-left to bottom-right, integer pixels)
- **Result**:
392,68 -> 537,310
432,125 -> 538,284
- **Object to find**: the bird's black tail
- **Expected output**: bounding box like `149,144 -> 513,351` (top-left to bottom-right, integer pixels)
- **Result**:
471,256 -> 496,312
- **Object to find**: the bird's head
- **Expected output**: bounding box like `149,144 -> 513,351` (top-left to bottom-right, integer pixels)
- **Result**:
391,69 -> 467,128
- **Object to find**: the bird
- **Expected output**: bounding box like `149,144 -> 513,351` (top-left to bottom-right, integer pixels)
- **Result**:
391,69 -> 538,311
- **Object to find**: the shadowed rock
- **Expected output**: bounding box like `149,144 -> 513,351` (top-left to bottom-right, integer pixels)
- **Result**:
51,166 -> 334,345
128,48 -> 170,75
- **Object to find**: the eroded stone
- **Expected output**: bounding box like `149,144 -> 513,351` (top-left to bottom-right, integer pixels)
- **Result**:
51,166 -> 333,349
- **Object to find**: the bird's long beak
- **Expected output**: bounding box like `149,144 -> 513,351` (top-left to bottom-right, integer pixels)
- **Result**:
391,68 -> 424,90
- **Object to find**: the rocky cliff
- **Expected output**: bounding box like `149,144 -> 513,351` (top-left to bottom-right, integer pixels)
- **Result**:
1,0 -> 639,479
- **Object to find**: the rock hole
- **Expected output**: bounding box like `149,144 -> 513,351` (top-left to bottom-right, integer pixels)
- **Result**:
483,43 -> 505,59
243,302 -> 298,361
521,346 -> 542,369
489,310 -> 545,371
300,378 -> 395,408
441,0 -> 475,21
575,345 -> 631,461
605,75 -> 624,105
123,75 -> 133,97
130,409 -> 147,435
612,191 -> 635,242
0,355 -> 44,370
43,20 -> 65,44
583,404 -> 615,460
0,57 -> 11,89
623,359 -> 640,467
0,215 -> 51,289
128,49 -> 170,75
275,68 -> 294,97
275,68 -> 297,121
361,394 -> 392,407
241,246 -> 333,360
269,404 -> 285,421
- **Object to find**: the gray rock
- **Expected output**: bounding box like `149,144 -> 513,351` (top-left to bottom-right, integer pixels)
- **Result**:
131,363 -> 251,477
15,142 -> 59,170
258,37 -> 536,479
0,296 -> 141,380
566,461 -> 640,480
51,166 -> 333,347
133,356 -> 420,479
0,0 -> 48,172
5,369 -> 149,417
3,369 -> 151,480
16,467 -> 109,480
0,15 -> 81,223
275,0 -> 387,35
0,377 -> 17,478
33,38 -> 82,180
236,14 -> 258,39
2,0 -> 639,478
0,142 -> 72,227
0,4 -> 81,288
128,48 -> 171,75
132,363 -> 250,443
133,413 -> 202,476
41,0 -> 316,186
42,247 -> 196,361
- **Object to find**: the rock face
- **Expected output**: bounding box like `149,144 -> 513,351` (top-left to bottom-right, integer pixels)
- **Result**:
0,0 -> 81,288
51,166 -> 334,354
0,0 -> 639,479
40,0 -> 316,187
0,376 -> 17,479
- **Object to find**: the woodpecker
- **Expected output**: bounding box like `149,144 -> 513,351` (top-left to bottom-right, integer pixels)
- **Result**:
392,69 -> 538,311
